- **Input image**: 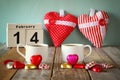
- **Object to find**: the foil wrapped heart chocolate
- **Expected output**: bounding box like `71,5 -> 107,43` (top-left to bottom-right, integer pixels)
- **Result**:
30,55 -> 42,66
67,54 -> 79,65
91,64 -> 103,72
73,63 -> 85,69
61,63 -> 72,69
13,61 -> 25,69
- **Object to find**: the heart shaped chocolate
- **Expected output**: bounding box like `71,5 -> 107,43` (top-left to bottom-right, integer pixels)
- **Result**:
13,61 -> 25,69
44,11 -> 77,47
78,10 -> 109,48
30,55 -> 42,66
67,54 -> 78,65
73,63 -> 85,69
91,64 -> 103,72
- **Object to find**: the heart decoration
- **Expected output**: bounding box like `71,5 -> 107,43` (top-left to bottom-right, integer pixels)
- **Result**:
67,54 -> 78,65
73,64 -> 85,69
91,64 -> 103,72
30,55 -> 42,66
13,61 -> 25,69
44,11 -> 77,47
78,10 -> 109,48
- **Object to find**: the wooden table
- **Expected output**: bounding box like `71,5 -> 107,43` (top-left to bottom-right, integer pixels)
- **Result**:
0,47 -> 120,80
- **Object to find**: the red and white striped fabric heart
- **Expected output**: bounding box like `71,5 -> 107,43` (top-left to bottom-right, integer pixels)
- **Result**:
78,10 -> 109,48
44,12 -> 77,47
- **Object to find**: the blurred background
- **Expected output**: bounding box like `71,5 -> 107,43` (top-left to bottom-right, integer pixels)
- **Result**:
0,0 -> 120,47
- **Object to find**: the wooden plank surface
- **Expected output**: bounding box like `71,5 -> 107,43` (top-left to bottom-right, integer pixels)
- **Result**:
51,47 -> 90,80
1,47 -> 120,80
102,47 -> 120,67
84,47 -> 120,80
0,48 -> 25,80
11,47 -> 55,80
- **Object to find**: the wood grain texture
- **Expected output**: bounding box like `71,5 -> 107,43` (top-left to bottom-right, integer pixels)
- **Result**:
102,47 -> 120,67
1,47 -> 120,80
51,47 -> 90,80
0,48 -> 25,80
11,47 -> 55,80
84,47 -> 120,80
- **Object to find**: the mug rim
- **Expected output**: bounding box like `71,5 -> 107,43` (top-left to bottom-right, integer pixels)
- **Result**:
62,43 -> 84,46
26,44 -> 48,47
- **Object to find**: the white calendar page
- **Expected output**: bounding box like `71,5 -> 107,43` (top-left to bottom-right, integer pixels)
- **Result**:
6,24 -> 43,47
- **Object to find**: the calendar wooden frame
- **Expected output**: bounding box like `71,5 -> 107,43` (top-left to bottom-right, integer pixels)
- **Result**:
6,23 -> 43,47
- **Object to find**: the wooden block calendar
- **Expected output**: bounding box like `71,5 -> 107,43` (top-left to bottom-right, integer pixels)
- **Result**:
6,24 -> 43,47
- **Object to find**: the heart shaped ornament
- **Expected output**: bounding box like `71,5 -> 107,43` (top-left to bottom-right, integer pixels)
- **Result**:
67,54 -> 78,65
78,10 -> 109,48
91,64 -> 103,72
44,11 -> 77,47
13,61 -> 25,69
30,55 -> 42,66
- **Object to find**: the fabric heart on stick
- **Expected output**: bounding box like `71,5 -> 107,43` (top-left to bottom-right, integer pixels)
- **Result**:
44,11 -> 77,47
78,10 -> 109,48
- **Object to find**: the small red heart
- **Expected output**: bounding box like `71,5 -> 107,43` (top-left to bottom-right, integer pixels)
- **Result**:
91,64 -> 103,72
13,61 -> 25,69
30,55 -> 42,66
67,54 -> 78,65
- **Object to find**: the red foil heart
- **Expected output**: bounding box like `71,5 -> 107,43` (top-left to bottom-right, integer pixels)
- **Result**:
13,61 -> 25,69
73,64 -> 85,69
91,64 -> 103,72
67,54 -> 78,65
30,55 -> 42,66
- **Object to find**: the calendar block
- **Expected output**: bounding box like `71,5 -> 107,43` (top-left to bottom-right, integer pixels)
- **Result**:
6,23 -> 43,47
26,30 -> 43,45
7,30 -> 25,47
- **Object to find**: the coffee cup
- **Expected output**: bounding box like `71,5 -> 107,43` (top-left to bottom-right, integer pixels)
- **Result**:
61,44 -> 92,63
17,44 -> 48,63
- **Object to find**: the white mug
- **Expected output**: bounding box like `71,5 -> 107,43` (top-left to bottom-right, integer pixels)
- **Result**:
17,44 -> 48,63
61,44 -> 92,63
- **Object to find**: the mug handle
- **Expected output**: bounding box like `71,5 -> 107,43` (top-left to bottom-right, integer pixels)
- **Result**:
17,44 -> 26,58
84,45 -> 92,59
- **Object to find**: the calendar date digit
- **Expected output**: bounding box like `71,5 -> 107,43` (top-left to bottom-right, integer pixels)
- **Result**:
14,32 -> 20,44
30,32 -> 39,43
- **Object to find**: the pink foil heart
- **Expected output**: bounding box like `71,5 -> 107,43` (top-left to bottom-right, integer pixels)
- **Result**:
67,54 -> 78,65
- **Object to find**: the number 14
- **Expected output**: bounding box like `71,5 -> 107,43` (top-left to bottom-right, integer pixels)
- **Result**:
14,32 -> 39,44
